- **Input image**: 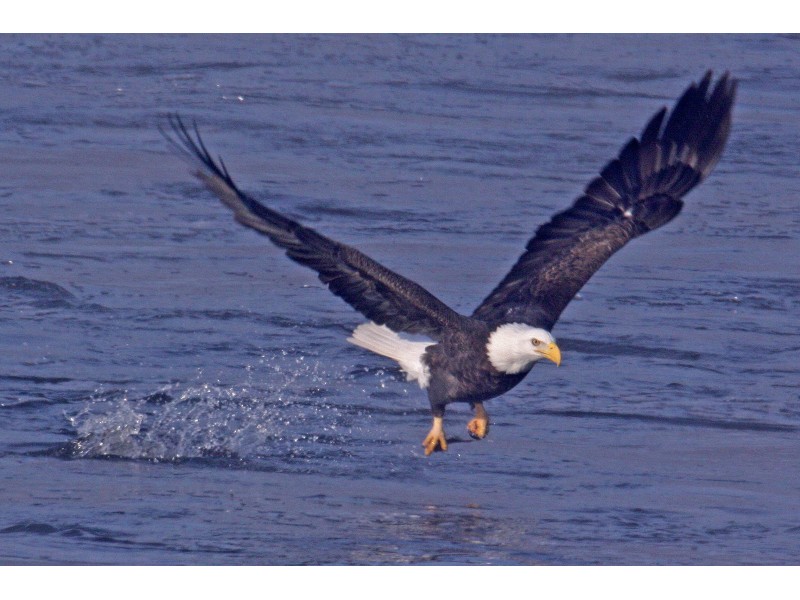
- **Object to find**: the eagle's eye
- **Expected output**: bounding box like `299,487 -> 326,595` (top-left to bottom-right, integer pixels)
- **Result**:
531,339 -> 541,347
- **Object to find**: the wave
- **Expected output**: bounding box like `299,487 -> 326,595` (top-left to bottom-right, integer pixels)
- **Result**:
0,276 -> 76,309
535,409 -> 797,433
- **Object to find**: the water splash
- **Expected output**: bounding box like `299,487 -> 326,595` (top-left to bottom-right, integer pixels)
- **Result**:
62,353 -> 386,464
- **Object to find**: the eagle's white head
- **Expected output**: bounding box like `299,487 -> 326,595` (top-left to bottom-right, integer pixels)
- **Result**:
486,323 -> 561,374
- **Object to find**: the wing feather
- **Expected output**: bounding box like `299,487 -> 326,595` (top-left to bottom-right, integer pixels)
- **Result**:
162,115 -> 464,338
472,72 -> 737,329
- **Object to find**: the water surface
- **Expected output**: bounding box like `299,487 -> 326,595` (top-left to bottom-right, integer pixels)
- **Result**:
1,34 -> 798,565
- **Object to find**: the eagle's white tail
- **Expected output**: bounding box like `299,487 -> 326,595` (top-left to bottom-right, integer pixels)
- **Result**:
347,322 -> 434,388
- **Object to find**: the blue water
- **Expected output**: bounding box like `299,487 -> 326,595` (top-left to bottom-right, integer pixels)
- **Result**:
1,34 -> 799,565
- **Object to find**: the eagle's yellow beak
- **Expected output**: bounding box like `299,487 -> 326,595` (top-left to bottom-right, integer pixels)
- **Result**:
540,342 -> 561,367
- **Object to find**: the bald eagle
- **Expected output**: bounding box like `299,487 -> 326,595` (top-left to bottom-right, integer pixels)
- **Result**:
163,72 -> 736,456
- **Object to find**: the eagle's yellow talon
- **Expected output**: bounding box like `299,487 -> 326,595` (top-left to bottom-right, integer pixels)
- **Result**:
422,416 -> 447,456
467,417 -> 489,439
422,433 -> 448,456
467,402 -> 490,440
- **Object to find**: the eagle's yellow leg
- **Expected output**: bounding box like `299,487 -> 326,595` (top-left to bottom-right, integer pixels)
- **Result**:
467,402 -> 489,439
422,416 -> 448,456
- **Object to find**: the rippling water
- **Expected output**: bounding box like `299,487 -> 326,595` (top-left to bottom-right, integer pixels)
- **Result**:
1,34 -> 799,565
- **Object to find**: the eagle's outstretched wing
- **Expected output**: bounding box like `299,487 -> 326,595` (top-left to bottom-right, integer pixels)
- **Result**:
162,115 -> 464,338
472,71 -> 737,330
